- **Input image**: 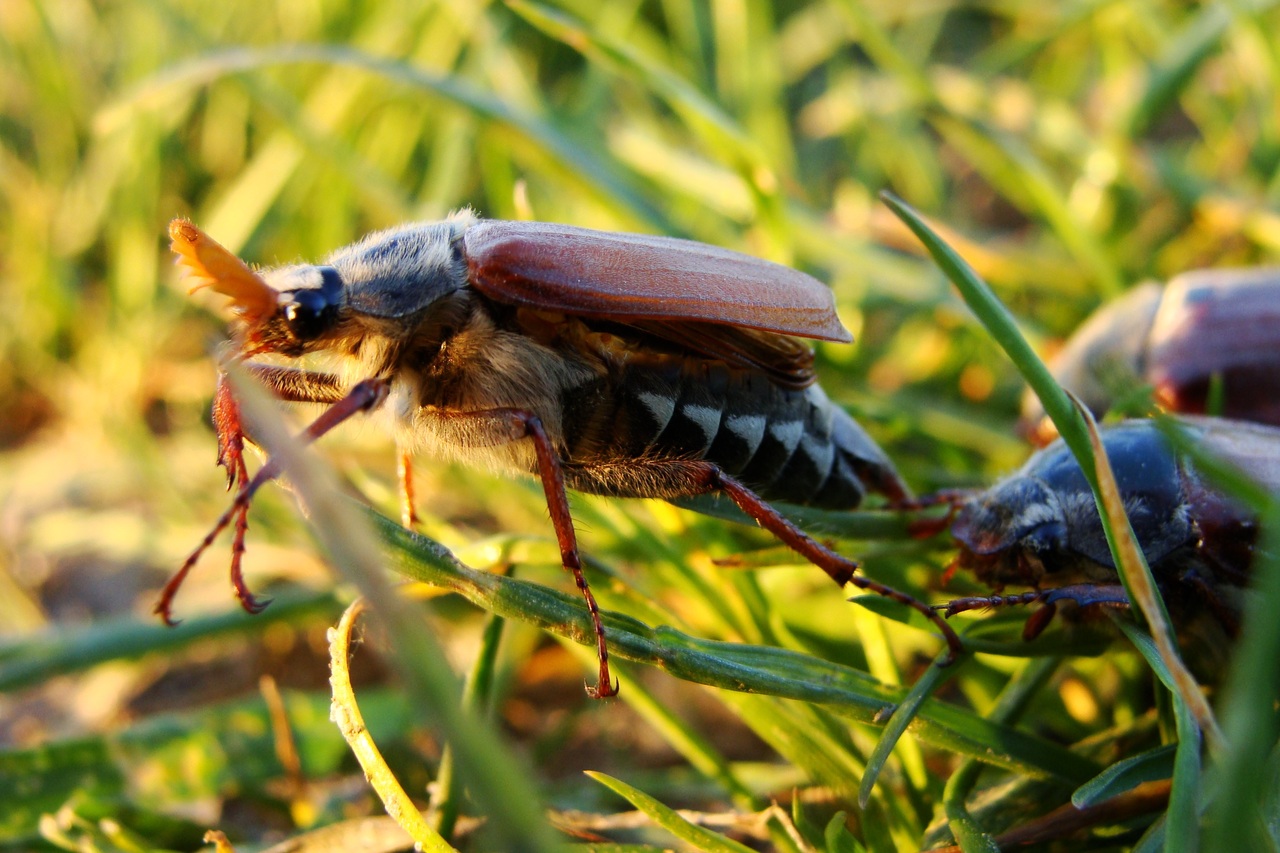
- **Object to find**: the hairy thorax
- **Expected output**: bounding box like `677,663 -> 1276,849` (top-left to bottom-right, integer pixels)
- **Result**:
389,299 -> 601,475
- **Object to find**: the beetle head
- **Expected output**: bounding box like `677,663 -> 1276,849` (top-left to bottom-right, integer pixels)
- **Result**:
171,219 -> 352,356
952,475 -> 1067,585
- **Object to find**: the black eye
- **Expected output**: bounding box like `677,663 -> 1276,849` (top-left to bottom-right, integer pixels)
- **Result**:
281,266 -> 343,342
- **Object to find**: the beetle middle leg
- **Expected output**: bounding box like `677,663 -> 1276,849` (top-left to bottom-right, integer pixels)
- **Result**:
397,448 -> 419,529
428,407 -> 618,698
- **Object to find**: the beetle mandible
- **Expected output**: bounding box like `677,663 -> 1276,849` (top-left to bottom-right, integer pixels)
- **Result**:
163,213 -> 963,696
1023,268 -> 1280,444
942,416 -> 1276,641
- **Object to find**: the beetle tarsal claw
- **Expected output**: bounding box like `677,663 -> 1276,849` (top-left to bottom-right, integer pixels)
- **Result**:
587,678 -> 621,700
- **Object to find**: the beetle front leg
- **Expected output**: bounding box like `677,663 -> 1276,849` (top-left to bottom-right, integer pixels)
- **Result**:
199,364 -> 350,618
212,363 -> 348,490
159,377 -> 389,625
937,583 -> 1131,641
209,375 -> 259,614
213,373 -> 250,492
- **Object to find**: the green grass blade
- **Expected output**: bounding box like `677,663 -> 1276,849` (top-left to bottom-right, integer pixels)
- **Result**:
858,646 -> 966,808
1124,5 -> 1232,137
926,117 -> 1123,298
1073,746 -> 1176,808
1205,499 -> 1280,852
878,191 -> 1095,472
1082,410 -> 1219,746
100,44 -> 664,228
0,590 -> 339,693
587,771 -> 758,853
370,509 -> 1098,782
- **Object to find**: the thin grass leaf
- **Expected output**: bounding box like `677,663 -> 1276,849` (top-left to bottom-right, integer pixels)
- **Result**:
507,1 -> 775,195
947,815 -> 1000,853
1073,746 -> 1177,808
925,117 -> 1123,298
1164,690 -> 1202,853
878,192 -> 1096,473
0,689 -> 413,846
587,771 -> 758,853
1113,621 -> 1202,853
831,0 -> 930,102
435,608 -> 508,840
716,692 -> 870,799
857,646 -> 967,808
942,657 -> 1060,852
589,658 -> 756,806
823,811 -> 864,853
1124,5 -> 1232,137
1083,410 -> 1221,747
99,45 -> 664,229
1205,498 -> 1280,852
329,600 -> 456,852
0,590 -> 340,693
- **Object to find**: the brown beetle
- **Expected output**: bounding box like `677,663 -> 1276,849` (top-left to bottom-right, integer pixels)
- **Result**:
164,214 -> 962,696
1023,269 -> 1280,444
942,416 -> 1276,641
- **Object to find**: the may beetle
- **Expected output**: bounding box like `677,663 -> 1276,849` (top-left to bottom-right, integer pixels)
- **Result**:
1023,269 -> 1280,444
165,214 -> 963,697
943,416 -> 1277,640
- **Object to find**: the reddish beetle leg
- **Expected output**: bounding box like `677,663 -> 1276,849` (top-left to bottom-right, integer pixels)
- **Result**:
708,472 -> 966,662
156,378 -> 390,625
936,583 -> 1131,641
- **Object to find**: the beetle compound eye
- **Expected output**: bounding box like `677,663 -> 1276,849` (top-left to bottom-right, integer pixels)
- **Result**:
282,289 -> 337,342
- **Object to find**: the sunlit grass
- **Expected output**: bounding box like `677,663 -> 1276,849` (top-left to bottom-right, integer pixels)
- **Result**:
2,0 -> 1279,850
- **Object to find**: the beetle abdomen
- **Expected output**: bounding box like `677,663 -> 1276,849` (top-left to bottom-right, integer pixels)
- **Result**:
562,353 -> 904,508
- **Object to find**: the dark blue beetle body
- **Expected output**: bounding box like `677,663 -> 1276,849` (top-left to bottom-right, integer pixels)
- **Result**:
947,417 -> 1275,634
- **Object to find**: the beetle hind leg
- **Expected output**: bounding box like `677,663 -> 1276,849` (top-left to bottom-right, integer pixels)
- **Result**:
573,458 -> 966,663
708,467 -> 965,662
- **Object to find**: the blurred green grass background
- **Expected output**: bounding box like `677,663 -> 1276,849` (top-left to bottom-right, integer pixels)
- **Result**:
1,1 -> 1279,850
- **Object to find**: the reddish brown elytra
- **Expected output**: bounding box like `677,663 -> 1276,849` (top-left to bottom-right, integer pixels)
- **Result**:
1022,268 -> 1280,445
165,214 -> 962,696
